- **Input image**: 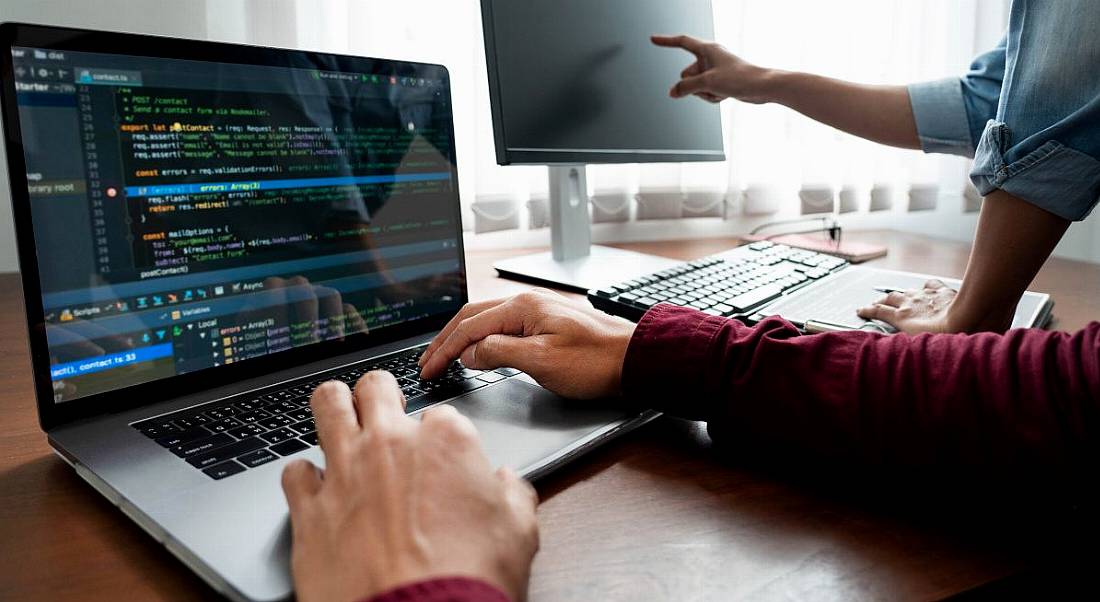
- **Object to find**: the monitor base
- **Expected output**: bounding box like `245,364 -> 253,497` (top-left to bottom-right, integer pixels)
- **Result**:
493,245 -> 679,293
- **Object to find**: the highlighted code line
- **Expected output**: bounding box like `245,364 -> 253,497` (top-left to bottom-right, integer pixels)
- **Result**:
50,343 -> 174,381
124,172 -> 451,198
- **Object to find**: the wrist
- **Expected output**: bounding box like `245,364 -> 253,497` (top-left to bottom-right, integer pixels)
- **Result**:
757,68 -> 796,105
608,319 -> 636,397
944,298 -> 1014,334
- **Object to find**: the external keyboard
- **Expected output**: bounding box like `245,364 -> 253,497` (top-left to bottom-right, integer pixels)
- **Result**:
588,241 -> 849,322
133,345 -> 520,480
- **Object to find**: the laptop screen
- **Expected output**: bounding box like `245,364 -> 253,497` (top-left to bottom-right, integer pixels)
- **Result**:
8,41 -> 464,404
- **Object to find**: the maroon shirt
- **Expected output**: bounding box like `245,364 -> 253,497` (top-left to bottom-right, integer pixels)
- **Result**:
366,577 -> 509,602
623,305 -> 1100,473
370,304 -> 1100,602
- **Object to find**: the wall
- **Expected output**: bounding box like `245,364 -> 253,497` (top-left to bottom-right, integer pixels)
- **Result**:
0,0 -> 210,272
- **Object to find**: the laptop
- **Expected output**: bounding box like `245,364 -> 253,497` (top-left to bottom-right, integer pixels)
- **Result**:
0,23 -> 657,601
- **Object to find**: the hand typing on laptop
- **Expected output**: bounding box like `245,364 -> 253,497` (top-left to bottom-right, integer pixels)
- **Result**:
418,289 -> 635,398
282,372 -> 539,602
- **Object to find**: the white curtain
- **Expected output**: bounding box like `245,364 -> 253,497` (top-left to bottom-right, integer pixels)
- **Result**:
0,0 -> 1013,271
234,0 -> 1007,241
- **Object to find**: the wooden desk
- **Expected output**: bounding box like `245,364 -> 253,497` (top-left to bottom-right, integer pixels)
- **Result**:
1,230 -> 1097,600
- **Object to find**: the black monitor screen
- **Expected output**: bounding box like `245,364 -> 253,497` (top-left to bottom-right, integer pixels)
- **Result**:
482,0 -> 725,164
8,38 -> 464,404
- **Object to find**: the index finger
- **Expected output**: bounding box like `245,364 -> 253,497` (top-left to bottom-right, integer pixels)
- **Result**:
419,298 -> 508,368
651,34 -> 707,56
420,301 -> 526,379
310,380 -> 359,455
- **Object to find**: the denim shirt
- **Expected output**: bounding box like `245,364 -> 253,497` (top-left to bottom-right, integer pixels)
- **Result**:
907,0 -> 1100,221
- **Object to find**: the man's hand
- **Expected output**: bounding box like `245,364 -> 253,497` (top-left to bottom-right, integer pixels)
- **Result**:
418,289 -> 636,399
651,34 -> 775,104
857,279 -> 958,334
282,372 -> 539,602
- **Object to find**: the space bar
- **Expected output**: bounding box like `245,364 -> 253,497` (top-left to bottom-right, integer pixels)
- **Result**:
727,284 -> 784,313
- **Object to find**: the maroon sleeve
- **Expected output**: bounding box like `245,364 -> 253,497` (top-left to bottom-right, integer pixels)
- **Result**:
621,304 -> 1100,472
364,577 -> 510,602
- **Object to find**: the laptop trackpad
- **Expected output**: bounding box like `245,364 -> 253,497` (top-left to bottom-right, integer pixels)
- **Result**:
446,378 -> 633,472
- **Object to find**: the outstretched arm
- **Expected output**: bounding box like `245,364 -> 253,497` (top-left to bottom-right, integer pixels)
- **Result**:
651,34 -> 921,149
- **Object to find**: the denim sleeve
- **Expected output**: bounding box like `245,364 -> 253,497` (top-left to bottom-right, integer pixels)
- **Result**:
907,37 -> 1007,158
969,3 -> 1100,221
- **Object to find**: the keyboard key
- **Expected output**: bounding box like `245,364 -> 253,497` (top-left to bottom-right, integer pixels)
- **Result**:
204,405 -> 238,420
171,433 -> 235,459
233,399 -> 263,412
286,407 -> 313,421
172,415 -> 211,429
289,419 -> 316,435
268,400 -> 301,414
236,410 -> 272,423
476,371 -> 506,384
259,414 -> 295,429
237,448 -> 279,468
154,426 -> 213,448
495,367 -> 522,377
136,421 -> 181,438
203,460 -> 246,480
459,368 -> 483,379
709,302 -> 731,313
726,284 -> 784,312
300,431 -> 320,446
186,437 -> 267,468
205,417 -> 242,433
270,439 -> 309,457
227,424 -> 267,439
260,428 -> 298,444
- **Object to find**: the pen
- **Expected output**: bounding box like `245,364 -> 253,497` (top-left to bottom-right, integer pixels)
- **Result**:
872,286 -> 902,294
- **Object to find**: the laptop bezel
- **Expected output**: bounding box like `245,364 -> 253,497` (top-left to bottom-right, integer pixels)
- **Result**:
0,22 -> 469,431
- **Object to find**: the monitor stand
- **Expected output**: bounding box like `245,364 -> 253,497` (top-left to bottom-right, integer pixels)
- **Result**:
493,165 -> 680,293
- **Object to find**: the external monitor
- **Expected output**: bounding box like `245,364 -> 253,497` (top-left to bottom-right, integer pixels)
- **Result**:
481,0 -> 725,290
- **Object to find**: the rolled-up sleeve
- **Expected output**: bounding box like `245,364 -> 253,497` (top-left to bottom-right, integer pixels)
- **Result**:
907,37 -> 1007,158
968,6 -> 1100,221
908,78 -> 975,156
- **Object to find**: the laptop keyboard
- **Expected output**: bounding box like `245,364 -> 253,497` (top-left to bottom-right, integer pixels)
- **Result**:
132,345 -> 518,480
587,241 -> 848,321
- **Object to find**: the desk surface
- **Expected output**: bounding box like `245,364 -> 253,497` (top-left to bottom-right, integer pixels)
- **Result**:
1,230 -> 1097,600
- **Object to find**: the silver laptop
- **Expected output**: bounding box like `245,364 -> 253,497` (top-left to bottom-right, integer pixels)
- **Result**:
1,23 -> 656,601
